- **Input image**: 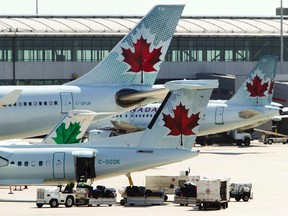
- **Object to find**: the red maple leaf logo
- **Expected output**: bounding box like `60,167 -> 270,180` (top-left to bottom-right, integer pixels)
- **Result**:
121,36 -> 162,73
268,80 -> 274,95
246,75 -> 269,97
162,102 -> 200,136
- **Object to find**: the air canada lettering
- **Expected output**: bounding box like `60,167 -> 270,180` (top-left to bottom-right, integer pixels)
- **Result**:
130,107 -> 158,113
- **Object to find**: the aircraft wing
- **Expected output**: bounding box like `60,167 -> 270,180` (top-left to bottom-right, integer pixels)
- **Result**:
111,120 -> 145,133
0,89 -> 22,108
254,128 -> 288,137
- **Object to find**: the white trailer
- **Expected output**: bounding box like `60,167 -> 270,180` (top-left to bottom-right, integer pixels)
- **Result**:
195,178 -> 229,210
145,172 -> 200,194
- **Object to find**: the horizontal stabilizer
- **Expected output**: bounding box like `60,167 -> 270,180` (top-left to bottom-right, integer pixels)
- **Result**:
0,89 -> 22,108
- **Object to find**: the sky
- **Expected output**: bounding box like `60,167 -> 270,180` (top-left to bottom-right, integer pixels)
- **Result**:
0,0 -> 284,17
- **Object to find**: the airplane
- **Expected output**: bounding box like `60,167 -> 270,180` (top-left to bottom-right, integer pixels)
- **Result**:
0,79 -> 218,185
87,55 -> 284,140
0,4 -> 184,141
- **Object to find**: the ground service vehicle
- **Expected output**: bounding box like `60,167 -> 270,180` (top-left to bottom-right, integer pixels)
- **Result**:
119,185 -> 165,206
174,182 -> 197,206
196,130 -> 252,146
195,178 -> 229,210
260,134 -> 288,144
145,173 -> 200,195
229,183 -> 253,202
36,185 -> 116,208
36,185 -> 75,208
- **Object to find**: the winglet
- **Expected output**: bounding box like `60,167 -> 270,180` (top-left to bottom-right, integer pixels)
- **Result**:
42,110 -> 97,144
0,89 -> 22,108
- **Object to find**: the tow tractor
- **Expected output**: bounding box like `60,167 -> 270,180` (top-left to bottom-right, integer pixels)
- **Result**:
36,183 -> 116,208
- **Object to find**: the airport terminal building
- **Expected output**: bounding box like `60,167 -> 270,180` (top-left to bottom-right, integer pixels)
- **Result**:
0,15 -> 287,106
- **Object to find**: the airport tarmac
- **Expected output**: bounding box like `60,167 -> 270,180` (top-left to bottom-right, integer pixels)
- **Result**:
1,140 -> 288,216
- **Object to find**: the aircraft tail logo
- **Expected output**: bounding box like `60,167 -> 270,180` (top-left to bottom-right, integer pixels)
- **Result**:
42,110 -> 96,144
66,5 -> 184,87
227,55 -> 278,106
137,80 -> 218,149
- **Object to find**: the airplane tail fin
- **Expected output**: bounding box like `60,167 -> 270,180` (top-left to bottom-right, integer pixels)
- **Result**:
227,55 -> 278,106
65,5 -> 184,87
42,110 -> 97,144
137,80 -> 218,149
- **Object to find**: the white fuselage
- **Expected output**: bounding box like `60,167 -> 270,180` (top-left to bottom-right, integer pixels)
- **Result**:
98,101 -> 281,136
0,144 -> 198,185
0,85 -> 153,140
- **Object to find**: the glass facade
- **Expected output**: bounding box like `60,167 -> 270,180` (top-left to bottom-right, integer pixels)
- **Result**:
0,36 -> 285,63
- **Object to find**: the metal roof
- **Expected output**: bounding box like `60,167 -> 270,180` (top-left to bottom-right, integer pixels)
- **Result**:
0,15 -> 286,37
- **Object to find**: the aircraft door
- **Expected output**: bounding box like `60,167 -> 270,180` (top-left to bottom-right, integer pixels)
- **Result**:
60,92 -> 73,113
53,152 -> 65,179
72,150 -> 96,181
215,107 -> 224,124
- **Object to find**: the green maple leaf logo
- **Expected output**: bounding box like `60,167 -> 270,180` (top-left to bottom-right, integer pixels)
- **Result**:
52,122 -> 82,144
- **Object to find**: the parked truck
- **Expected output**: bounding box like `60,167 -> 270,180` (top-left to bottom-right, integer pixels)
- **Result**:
196,130 -> 252,146
195,178 -> 230,210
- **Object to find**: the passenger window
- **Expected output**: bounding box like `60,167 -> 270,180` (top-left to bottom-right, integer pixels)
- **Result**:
54,101 -> 57,105
39,102 -> 42,106
31,161 -> 36,166
17,161 -> 22,166
29,102 -> 32,106
39,161 -> 43,166
10,161 -> 15,165
44,101 -> 47,105
49,101 -> 53,105
24,161 -> 28,166
33,102 -> 37,106
18,102 -> 22,106
24,102 -> 27,106
46,160 -> 51,166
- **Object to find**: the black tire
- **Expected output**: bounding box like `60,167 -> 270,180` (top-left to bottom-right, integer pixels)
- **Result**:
120,199 -> 126,206
108,204 -> 112,207
244,138 -> 251,146
164,195 -> 168,202
65,196 -> 74,207
49,199 -> 59,208
268,139 -> 273,145
180,203 -> 184,206
36,203 -> 43,208
235,197 -> 241,202
243,195 -> 250,202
